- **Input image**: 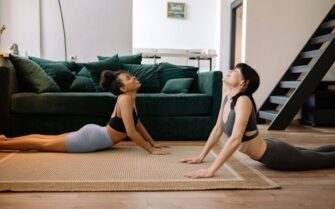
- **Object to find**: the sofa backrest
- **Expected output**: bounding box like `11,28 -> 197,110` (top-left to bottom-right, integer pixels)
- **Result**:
3,54 -> 222,97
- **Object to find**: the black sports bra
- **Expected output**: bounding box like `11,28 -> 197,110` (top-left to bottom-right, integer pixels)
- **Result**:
108,103 -> 139,133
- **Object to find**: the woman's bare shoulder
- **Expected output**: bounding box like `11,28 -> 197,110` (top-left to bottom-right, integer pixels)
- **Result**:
118,94 -> 131,103
117,95 -> 132,111
235,96 -> 252,110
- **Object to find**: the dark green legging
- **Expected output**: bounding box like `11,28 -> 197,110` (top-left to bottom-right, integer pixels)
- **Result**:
258,138 -> 335,171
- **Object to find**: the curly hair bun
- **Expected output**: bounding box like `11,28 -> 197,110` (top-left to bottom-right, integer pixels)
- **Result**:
100,70 -> 116,90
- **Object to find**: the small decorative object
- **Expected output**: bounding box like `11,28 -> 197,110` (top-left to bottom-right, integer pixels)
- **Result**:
10,43 -> 19,55
0,25 -> 6,50
167,2 -> 185,19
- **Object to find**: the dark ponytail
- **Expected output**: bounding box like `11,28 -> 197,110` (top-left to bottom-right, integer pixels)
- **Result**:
231,63 -> 260,111
100,70 -> 127,95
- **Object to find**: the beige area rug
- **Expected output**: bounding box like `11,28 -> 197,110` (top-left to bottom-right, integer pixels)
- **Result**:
0,142 -> 280,191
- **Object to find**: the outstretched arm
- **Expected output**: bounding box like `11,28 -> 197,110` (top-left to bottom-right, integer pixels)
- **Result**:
119,95 -> 169,155
136,120 -> 154,145
180,93 -> 226,164
185,96 -> 252,178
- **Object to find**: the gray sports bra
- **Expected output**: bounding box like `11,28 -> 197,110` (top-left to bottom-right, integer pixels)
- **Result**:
221,95 -> 259,142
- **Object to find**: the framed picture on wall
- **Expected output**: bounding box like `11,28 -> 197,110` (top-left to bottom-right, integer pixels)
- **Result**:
167,2 -> 186,19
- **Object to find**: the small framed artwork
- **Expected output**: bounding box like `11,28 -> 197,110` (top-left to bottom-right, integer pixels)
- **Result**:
167,2 -> 186,19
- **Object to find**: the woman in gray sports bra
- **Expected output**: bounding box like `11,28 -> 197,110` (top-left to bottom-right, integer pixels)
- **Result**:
180,63 -> 335,178
0,70 -> 169,155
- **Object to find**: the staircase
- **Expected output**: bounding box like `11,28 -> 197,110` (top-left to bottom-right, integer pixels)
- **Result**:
258,4 -> 335,130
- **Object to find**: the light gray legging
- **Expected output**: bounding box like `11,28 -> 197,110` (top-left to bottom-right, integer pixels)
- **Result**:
258,138 -> 335,171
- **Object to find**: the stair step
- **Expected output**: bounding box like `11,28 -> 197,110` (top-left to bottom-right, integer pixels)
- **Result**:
258,110 -> 278,121
310,33 -> 335,44
269,96 -> 290,105
290,65 -> 312,73
320,19 -> 335,29
300,49 -> 324,59
280,81 -> 301,89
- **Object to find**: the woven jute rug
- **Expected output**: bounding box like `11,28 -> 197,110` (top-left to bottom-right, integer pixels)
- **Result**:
0,142 -> 280,191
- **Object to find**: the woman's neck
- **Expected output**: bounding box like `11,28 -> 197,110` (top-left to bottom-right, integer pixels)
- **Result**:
226,86 -> 243,99
125,91 -> 137,104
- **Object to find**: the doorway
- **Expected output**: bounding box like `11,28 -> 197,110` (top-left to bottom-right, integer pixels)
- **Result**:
230,0 -> 243,69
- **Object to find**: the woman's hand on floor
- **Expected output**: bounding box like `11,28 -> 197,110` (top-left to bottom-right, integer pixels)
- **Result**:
184,169 -> 214,179
150,148 -> 170,155
152,143 -> 170,149
179,156 -> 203,164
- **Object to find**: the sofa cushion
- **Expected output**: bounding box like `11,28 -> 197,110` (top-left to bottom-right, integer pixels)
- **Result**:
37,63 -> 75,91
83,55 -> 121,91
121,64 -> 160,93
161,78 -> 194,93
69,67 -> 96,92
136,93 -> 212,116
11,93 -> 212,116
157,62 -> 198,89
9,55 -> 61,93
98,53 -> 142,64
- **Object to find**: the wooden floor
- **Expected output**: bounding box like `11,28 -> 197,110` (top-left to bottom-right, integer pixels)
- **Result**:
0,124 -> 334,209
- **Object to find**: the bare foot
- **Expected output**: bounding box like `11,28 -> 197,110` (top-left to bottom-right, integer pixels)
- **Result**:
0,135 -> 7,141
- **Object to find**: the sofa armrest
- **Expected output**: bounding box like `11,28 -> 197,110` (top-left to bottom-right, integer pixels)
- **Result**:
197,71 -> 222,96
0,57 -> 18,134
196,71 -> 223,124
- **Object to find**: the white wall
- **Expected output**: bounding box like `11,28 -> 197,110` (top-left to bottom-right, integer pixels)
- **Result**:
243,0 -> 335,107
0,0 -> 40,56
133,0 -> 218,49
41,0 -> 132,62
40,0 -> 65,60
0,0 -> 132,62
133,0 -> 219,69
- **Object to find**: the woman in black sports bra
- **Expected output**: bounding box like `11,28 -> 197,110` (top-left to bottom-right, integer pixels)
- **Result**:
0,70 -> 169,155
101,70 -> 169,154
180,63 -> 335,178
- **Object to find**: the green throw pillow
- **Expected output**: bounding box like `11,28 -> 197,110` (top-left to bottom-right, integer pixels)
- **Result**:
74,62 -> 85,73
121,64 -> 160,93
161,78 -> 194,93
157,62 -> 198,89
98,53 -> 142,64
69,67 -> 96,92
29,56 -> 79,73
36,63 -> 75,91
9,55 -> 61,93
83,55 -> 121,91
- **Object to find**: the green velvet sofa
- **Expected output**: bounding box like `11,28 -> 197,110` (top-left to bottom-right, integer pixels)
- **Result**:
0,56 -> 222,140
